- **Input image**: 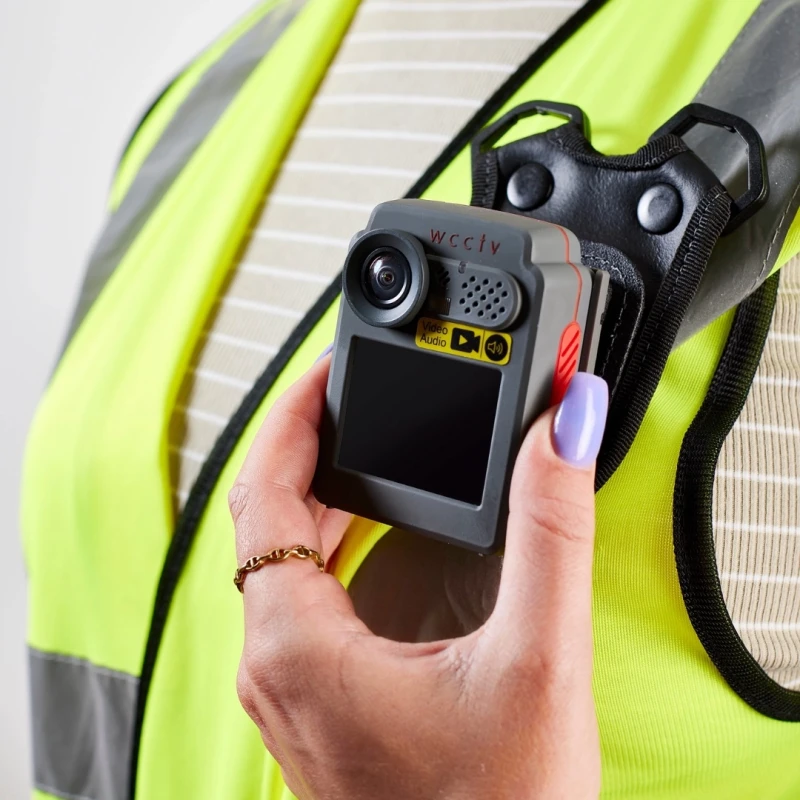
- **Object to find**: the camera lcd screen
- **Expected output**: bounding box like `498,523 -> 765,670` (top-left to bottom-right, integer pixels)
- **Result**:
337,338 -> 501,505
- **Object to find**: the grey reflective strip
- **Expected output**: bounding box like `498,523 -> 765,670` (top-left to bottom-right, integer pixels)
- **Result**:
678,0 -> 800,343
30,648 -> 139,800
61,0 -> 307,351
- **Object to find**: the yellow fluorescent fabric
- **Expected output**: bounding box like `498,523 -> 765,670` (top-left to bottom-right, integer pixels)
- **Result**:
144,1 -> 800,798
23,0 -> 360,671
22,0 -> 800,799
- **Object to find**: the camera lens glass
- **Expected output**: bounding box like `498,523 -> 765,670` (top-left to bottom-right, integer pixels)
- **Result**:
362,248 -> 411,308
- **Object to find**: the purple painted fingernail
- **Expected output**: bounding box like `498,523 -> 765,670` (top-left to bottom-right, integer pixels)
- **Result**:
552,373 -> 609,468
315,343 -> 333,363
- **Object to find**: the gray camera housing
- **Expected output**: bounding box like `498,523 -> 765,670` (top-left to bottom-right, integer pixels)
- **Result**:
314,199 -> 606,553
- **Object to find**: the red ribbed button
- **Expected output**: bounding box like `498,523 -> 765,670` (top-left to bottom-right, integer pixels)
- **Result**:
550,322 -> 582,405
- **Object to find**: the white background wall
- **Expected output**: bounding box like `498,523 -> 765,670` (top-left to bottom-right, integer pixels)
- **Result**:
0,2 -> 255,794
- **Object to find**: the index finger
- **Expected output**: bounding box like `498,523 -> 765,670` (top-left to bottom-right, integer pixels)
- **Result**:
229,356 -> 357,627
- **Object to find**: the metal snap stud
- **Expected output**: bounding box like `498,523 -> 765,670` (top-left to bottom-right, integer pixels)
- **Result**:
637,183 -> 682,234
506,163 -> 553,210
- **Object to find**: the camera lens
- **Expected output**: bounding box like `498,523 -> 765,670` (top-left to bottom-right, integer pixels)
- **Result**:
343,228 -> 429,328
362,248 -> 411,308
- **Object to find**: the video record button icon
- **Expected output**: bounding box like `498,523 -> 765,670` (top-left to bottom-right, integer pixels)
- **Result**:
451,327 -> 481,354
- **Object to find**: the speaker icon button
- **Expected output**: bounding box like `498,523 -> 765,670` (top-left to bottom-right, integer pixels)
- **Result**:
483,334 -> 509,363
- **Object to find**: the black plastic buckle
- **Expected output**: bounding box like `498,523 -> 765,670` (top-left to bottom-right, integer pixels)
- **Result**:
472,101 -> 590,156
649,103 -> 769,235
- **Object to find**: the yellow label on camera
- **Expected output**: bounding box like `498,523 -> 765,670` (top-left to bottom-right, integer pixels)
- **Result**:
415,317 -> 512,366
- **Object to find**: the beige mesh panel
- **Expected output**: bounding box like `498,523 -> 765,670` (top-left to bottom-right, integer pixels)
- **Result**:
714,254 -> 800,691
168,0 -> 580,507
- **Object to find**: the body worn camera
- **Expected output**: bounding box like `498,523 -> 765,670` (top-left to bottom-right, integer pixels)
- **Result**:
314,200 -> 607,553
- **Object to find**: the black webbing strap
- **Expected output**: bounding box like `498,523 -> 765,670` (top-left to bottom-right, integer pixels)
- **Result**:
470,104 -> 740,487
596,187 -> 731,486
672,271 -> 800,720
470,150 -> 500,214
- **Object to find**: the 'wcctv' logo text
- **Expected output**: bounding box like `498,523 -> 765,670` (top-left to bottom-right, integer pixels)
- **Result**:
429,229 -> 502,256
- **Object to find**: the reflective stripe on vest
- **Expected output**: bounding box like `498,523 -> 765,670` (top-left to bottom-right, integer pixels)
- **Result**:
29,649 -> 137,800
679,0 -> 800,342
22,1 -> 800,799
61,0 -> 307,351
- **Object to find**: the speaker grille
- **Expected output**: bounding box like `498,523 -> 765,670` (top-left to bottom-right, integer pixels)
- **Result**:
427,257 -> 519,330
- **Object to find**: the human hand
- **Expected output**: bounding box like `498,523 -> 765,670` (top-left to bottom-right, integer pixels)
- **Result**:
231,356 -> 608,800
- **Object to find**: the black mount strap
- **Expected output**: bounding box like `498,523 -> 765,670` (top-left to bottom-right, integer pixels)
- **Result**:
470,100 -> 761,487
470,100 -> 766,303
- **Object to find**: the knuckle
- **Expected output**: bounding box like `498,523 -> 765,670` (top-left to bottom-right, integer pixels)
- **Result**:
242,636 -> 289,692
236,661 -> 261,723
228,481 -> 252,527
241,641 -> 298,724
518,488 -> 594,544
242,628 -> 319,707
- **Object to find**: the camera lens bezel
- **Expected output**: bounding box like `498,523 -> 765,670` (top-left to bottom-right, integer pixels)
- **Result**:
343,229 -> 429,328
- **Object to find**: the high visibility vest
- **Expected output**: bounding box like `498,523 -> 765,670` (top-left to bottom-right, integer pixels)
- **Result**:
22,1 -> 800,798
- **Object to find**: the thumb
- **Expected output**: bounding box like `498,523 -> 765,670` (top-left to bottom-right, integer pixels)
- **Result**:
490,373 -> 608,653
